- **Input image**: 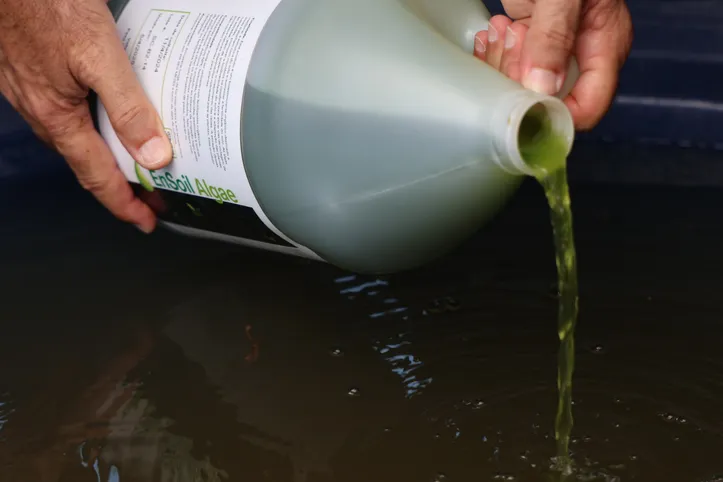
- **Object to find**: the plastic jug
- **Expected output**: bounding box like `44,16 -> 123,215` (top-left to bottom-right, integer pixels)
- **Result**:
98,0 -> 577,274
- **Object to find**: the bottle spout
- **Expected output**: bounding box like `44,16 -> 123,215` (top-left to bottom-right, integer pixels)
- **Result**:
492,90 -> 575,178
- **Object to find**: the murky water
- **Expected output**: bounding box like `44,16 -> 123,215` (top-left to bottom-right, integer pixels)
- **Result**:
2,172 -> 723,482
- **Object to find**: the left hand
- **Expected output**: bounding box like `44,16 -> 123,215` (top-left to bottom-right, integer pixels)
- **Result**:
0,0 -> 173,233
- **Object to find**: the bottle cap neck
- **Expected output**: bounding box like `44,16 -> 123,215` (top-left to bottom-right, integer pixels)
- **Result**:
492,90 -> 575,177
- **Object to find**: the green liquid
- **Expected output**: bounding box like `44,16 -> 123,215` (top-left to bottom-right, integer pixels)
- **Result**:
540,166 -> 578,476
520,114 -> 579,476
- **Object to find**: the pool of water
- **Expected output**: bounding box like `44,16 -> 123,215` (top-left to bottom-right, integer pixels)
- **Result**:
2,173 -> 723,482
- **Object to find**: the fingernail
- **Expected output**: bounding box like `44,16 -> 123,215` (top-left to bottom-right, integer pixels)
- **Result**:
135,223 -> 153,234
522,68 -> 563,95
138,136 -> 171,170
474,35 -> 486,55
488,24 -> 498,43
504,26 -> 517,50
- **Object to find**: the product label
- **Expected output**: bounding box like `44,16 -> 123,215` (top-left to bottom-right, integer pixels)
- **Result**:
97,0 -> 319,258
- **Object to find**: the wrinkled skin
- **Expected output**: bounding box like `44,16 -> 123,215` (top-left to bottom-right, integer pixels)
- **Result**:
0,0 -> 172,233
474,0 -> 633,130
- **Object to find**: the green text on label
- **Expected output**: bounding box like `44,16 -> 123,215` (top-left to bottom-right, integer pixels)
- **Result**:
148,170 -> 238,204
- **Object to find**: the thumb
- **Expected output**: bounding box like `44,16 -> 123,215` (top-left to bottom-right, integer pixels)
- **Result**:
74,16 -> 172,171
520,0 -> 581,96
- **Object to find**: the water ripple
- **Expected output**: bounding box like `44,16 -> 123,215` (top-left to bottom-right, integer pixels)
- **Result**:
332,268 -> 723,481
0,391 -> 13,438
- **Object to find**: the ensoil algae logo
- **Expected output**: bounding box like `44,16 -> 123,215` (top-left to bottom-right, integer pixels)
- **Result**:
134,162 -> 239,206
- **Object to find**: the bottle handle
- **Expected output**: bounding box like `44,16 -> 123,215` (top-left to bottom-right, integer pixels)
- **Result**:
403,0 -> 492,54
403,0 -> 579,99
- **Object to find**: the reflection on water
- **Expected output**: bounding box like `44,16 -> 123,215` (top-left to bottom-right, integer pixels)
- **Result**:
2,174 -> 723,481
0,392 -> 12,438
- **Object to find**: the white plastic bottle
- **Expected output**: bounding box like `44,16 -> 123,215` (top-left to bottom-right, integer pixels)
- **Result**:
98,0 -> 576,274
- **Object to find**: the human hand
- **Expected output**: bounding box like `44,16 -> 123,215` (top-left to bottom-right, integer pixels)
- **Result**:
474,0 -> 633,130
0,0 -> 172,233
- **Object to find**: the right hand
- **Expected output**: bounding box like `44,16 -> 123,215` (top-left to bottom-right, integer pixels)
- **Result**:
474,0 -> 633,130
0,0 -> 172,233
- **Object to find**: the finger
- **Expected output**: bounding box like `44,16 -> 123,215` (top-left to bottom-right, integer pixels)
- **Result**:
474,30 -> 488,61
500,22 -> 529,83
501,0 -> 535,20
0,69 -> 19,109
520,0 -> 582,95
18,110 -> 53,147
71,9 -> 172,171
563,33 -> 622,130
50,104 -> 157,233
563,2 -> 632,129
486,15 -> 513,71
563,61 -> 616,130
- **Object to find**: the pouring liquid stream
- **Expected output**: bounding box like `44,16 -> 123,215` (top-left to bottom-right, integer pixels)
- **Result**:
519,108 -> 579,477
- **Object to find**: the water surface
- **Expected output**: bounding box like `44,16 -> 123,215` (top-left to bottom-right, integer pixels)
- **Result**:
2,173 -> 723,481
